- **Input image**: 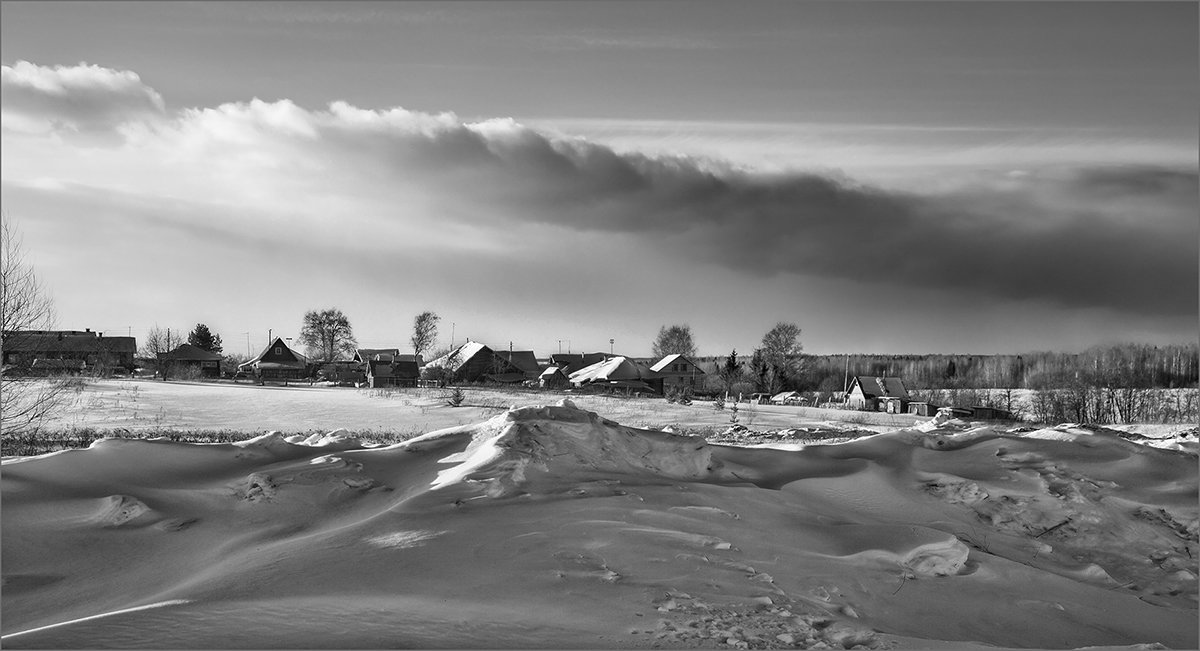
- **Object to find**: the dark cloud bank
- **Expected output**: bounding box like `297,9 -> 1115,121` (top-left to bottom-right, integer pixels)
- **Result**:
356,120 -> 1198,318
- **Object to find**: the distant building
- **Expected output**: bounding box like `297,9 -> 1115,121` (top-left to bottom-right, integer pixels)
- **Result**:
846,376 -> 909,413
161,343 -> 223,378
423,341 -> 523,383
968,406 -> 1011,420
238,337 -> 307,380
568,356 -> 664,395
908,401 -> 939,417
538,366 -> 570,389
495,350 -> 541,380
366,354 -> 421,388
1,329 -> 136,374
649,354 -> 706,393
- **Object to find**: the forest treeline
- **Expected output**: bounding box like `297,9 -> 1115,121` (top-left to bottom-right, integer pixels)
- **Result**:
693,342 -> 1199,393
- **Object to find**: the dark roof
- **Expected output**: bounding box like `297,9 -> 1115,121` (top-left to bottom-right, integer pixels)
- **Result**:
495,350 -> 540,374
2,331 -> 137,354
163,343 -> 223,361
243,337 -> 306,366
850,376 -> 909,399
367,358 -> 419,379
354,348 -> 401,363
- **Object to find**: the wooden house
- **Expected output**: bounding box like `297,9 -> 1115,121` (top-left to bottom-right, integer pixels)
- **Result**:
162,343 -> 223,378
649,354 -> 706,393
423,341 -> 522,383
568,356 -> 664,395
845,376 -> 909,412
2,329 -> 137,374
238,337 -> 307,380
495,350 -> 541,380
366,354 -> 421,388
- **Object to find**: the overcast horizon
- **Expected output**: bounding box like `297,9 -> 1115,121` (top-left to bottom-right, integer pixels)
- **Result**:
2,1 -> 1196,359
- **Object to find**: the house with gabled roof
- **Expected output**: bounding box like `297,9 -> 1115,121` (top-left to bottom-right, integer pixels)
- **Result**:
538,366 -> 570,389
568,356 -> 664,394
162,343 -> 223,378
846,375 -> 909,413
238,337 -> 307,380
2,329 -> 136,374
549,352 -> 607,376
649,354 -> 706,393
495,350 -> 540,380
422,341 -> 523,383
366,354 -> 421,388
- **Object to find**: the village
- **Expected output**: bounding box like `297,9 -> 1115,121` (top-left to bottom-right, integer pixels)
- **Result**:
0,325 -> 1011,421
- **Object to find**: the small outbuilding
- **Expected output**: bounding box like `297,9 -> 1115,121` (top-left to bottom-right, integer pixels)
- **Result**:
538,366 -> 570,389
908,401 -> 939,417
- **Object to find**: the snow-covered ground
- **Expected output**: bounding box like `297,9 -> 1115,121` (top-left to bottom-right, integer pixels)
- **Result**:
3,399 -> 1196,649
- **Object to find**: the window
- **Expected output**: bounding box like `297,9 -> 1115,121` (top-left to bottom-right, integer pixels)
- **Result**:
274,347 -> 281,355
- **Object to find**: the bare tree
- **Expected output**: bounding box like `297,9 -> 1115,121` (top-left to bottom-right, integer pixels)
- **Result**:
1,218 -> 72,437
758,322 -> 804,394
299,308 -> 357,362
141,326 -> 183,380
652,324 -> 697,359
411,311 -> 440,359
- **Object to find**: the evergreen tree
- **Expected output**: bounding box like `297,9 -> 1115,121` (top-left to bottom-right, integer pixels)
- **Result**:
187,323 -> 223,353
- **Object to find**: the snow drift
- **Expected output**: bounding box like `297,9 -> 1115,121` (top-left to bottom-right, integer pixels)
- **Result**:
2,400 -> 1196,649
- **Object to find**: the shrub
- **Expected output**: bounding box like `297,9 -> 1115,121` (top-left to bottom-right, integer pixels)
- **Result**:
446,386 -> 465,407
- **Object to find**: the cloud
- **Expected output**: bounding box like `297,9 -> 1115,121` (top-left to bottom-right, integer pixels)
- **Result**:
1,61 -> 165,137
4,61 -> 1195,323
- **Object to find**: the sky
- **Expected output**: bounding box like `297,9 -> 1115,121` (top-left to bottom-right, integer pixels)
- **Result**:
1,1 -> 1196,358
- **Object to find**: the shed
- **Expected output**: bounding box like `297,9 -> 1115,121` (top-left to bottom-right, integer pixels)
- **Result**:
538,366 -> 570,389
908,401 -> 939,417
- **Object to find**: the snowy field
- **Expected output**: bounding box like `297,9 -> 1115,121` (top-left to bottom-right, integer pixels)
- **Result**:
2,397 -> 1196,649
33,379 -> 925,435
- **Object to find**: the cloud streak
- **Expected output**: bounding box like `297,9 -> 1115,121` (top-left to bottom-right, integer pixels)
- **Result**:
3,61 -> 1195,325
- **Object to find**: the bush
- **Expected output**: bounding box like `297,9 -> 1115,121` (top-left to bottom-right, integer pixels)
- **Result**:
445,386 -> 465,407
713,394 -> 725,411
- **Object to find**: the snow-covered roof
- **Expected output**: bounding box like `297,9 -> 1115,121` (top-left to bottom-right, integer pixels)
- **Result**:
424,341 -> 490,371
568,356 -> 660,384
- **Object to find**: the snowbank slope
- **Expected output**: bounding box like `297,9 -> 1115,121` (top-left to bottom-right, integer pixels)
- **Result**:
3,400 -> 1196,649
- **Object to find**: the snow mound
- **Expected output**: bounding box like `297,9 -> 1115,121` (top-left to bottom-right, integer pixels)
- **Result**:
2,400 -> 1196,650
